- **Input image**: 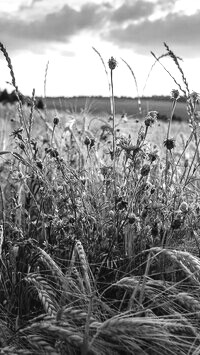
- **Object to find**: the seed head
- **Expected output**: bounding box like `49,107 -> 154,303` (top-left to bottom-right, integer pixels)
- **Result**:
108,56 -> 117,70
53,116 -> 59,126
189,91 -> 200,105
163,137 -> 176,150
128,213 -> 137,224
171,89 -> 180,100
144,111 -> 158,127
179,201 -> 189,213
171,215 -> 182,230
141,164 -> 150,177
148,151 -> 158,163
84,136 -> 91,146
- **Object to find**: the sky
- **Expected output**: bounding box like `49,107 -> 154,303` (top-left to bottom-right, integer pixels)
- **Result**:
0,0 -> 200,98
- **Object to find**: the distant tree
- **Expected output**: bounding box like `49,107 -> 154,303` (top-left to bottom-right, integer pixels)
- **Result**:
9,90 -> 18,103
36,98 -> 44,110
0,89 -> 9,103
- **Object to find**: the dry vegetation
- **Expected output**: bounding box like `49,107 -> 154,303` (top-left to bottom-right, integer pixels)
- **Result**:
1,42 -> 200,354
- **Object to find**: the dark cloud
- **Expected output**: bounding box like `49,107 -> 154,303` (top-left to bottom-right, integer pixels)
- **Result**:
111,1 -> 155,23
0,3 -> 105,51
105,11 -> 200,57
1,0 -> 200,59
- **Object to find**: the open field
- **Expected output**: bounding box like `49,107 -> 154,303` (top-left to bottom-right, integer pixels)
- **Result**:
1,44 -> 200,355
45,95 -> 190,121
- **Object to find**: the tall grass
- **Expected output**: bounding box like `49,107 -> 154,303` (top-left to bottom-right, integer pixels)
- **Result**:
0,42 -> 200,354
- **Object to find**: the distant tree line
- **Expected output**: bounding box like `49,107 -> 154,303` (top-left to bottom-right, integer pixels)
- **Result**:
0,89 -> 44,109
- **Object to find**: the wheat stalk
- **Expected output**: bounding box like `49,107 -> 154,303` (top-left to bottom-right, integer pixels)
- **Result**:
25,273 -> 58,316
150,247 -> 200,286
73,240 -> 92,294
25,334 -> 57,354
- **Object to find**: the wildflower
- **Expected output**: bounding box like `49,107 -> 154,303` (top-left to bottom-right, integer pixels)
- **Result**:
84,136 -> 91,147
171,212 -> 182,230
148,151 -> 158,163
141,164 -> 150,177
179,201 -> 189,213
144,111 -> 158,127
171,89 -> 180,100
53,116 -> 59,126
163,138 -> 176,150
128,213 -> 137,224
108,56 -> 117,70
116,196 -> 128,210
189,91 -> 200,105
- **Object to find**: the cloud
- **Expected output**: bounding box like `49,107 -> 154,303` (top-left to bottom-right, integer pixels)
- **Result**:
1,0 -> 200,60
111,1 -> 155,23
0,3 -> 105,52
105,10 -> 200,57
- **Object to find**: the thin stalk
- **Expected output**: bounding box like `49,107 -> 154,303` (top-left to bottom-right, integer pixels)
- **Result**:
121,57 -> 142,115
44,60 -> 49,116
165,99 -> 177,186
139,252 -> 152,305
82,295 -> 93,355
167,99 -> 177,139
28,88 -> 35,143
110,69 -> 116,178
93,47 -> 113,114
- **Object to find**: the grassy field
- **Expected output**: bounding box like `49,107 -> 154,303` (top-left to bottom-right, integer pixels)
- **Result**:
1,43 -> 200,354
45,95 -> 190,121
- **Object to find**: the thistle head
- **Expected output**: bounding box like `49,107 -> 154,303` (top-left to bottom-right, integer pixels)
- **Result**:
189,91 -> 200,105
53,116 -> 59,126
163,137 -> 176,150
144,111 -> 158,127
179,201 -> 189,213
171,89 -> 180,100
108,56 -> 117,70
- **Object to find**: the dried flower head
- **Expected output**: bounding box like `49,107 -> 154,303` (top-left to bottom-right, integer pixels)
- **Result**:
148,151 -> 159,163
53,116 -> 59,126
108,56 -> 117,70
84,136 -> 91,146
189,91 -> 200,105
179,201 -> 189,213
171,89 -> 180,100
141,164 -> 150,177
128,212 -> 137,224
163,137 -> 176,150
145,111 -> 158,127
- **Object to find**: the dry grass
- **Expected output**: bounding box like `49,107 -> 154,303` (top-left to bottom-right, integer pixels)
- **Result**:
1,42 -> 200,354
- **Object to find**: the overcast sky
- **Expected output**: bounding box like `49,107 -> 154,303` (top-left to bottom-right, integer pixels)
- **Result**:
0,0 -> 200,97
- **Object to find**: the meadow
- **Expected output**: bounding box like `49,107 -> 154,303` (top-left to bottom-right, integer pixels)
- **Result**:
1,42 -> 200,354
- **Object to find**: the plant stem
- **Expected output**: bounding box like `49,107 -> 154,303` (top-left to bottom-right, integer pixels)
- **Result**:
165,99 -> 177,186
